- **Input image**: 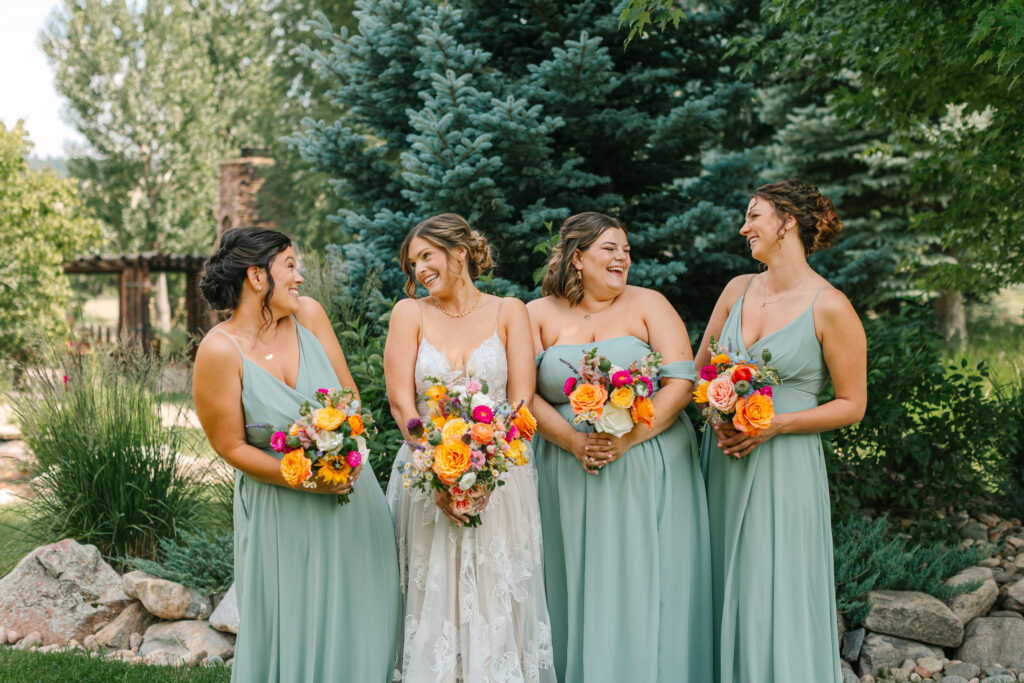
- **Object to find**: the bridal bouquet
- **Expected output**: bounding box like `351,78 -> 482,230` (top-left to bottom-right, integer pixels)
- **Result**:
402,374 -> 536,528
692,336 -> 781,448
271,387 -> 372,504
561,348 -> 662,437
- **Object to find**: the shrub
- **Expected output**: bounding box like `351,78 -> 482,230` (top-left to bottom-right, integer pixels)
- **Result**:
13,343 -> 208,563
994,365 -> 1024,519
833,515 -> 995,626
126,529 -> 234,595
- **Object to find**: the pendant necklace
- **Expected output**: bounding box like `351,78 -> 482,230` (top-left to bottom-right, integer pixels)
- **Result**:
761,273 -> 809,308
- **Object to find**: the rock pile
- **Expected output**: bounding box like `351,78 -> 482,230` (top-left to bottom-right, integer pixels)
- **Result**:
0,538 -> 237,667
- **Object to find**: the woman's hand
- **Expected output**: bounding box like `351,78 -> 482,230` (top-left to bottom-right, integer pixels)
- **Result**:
587,430 -> 637,469
713,418 -> 784,458
435,489 -> 470,526
565,431 -> 609,475
305,464 -> 362,496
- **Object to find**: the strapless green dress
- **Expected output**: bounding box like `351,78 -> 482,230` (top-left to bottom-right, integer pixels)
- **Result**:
535,336 -> 713,683
701,288 -> 841,682
218,322 -> 400,682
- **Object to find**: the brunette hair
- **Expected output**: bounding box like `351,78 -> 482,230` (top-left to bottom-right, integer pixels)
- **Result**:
541,212 -> 627,306
198,227 -> 292,326
398,213 -> 494,297
752,179 -> 842,254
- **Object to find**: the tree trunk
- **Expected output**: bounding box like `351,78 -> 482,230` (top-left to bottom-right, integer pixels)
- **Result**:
934,287 -> 967,350
154,272 -> 172,334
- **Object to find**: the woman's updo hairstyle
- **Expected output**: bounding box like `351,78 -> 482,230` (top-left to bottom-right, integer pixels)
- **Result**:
541,212 -> 627,307
752,179 -> 842,254
199,227 -> 292,324
399,213 -> 494,297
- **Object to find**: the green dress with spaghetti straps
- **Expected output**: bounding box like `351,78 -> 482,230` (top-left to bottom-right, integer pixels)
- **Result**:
534,336 -> 713,683
701,282 -> 841,682
217,321 -> 400,682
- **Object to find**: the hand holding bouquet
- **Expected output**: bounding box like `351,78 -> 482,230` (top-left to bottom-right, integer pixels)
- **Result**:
692,337 -> 781,453
561,348 -> 661,438
403,374 -> 536,527
272,387 -> 372,504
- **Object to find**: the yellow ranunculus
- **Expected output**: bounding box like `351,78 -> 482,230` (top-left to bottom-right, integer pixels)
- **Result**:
507,439 -> 529,466
441,417 -> 469,442
314,406 -> 345,431
281,449 -> 312,488
609,385 -> 635,410
692,382 -> 708,404
426,385 -> 447,401
711,353 -> 731,365
318,458 -> 351,486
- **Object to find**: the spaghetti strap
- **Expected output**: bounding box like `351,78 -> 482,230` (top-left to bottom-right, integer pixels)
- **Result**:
810,284 -> 831,309
740,273 -> 758,297
210,328 -> 244,356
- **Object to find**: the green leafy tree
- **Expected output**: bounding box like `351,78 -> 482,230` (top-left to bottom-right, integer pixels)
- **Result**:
290,0 -> 766,326
0,122 -> 100,359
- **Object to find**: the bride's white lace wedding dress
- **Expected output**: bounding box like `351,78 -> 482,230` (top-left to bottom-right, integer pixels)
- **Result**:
386,328 -> 555,683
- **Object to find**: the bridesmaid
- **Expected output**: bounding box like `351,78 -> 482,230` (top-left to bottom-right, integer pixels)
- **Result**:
697,180 -> 866,682
528,212 -> 713,683
192,228 -> 400,681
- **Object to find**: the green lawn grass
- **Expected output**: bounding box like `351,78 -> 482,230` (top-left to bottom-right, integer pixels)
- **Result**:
0,648 -> 230,682
945,287 -> 1024,389
0,504 -> 38,577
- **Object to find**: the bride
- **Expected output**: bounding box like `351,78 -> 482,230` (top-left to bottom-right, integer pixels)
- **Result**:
383,213 -> 555,682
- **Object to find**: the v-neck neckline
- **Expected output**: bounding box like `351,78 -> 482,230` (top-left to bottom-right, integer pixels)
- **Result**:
736,294 -> 813,353
238,320 -> 303,392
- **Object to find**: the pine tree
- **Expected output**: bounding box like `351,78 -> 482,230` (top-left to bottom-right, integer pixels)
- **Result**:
290,0 -> 767,325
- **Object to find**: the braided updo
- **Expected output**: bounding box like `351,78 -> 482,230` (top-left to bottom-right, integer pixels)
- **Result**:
541,212 -> 627,306
752,179 -> 843,254
198,228 -> 292,324
399,213 -> 494,297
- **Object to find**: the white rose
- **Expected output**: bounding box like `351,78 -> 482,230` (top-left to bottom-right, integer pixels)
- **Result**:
592,404 -> 634,438
459,471 -> 477,489
315,429 -> 344,453
470,392 -> 495,411
355,435 -> 369,457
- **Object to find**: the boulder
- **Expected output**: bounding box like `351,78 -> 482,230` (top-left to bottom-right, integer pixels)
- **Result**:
842,627 -> 867,662
1002,578 -> 1024,612
93,602 -> 159,650
857,633 -> 943,677
0,539 -> 131,645
122,571 -> 211,620
864,590 -> 964,647
209,584 -> 238,634
954,616 -> 1024,669
960,522 -> 989,542
138,621 -> 234,666
944,661 -> 980,679
946,566 -> 999,625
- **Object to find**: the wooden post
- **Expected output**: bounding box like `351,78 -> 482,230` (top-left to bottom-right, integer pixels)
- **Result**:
119,261 -> 151,350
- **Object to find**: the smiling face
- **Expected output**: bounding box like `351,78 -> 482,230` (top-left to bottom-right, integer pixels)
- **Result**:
573,227 -> 630,296
741,196 -> 792,262
264,246 -> 303,315
406,236 -> 466,297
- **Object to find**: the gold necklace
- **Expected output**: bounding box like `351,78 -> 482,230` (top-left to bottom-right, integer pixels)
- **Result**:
432,290 -> 481,318
761,274 -> 809,308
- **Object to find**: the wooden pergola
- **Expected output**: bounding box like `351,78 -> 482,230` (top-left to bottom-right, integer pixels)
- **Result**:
64,252 -> 210,353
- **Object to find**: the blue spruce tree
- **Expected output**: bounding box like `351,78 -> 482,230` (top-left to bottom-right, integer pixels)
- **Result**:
289,0 -> 765,324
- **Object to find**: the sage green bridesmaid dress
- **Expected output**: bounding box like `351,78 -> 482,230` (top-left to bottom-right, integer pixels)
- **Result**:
216,322 -> 400,682
702,283 -> 841,682
535,336 -> 713,683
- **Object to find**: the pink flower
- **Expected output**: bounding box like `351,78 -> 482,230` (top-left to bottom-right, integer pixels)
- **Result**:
62,374 -> 69,386
471,449 -> 486,469
639,376 -> 654,397
700,364 -> 719,381
270,431 -> 287,453
466,379 -> 482,394
472,405 -> 494,424
758,386 -> 773,398
563,377 -> 578,396
317,388 -> 329,395
507,424 -> 519,440
346,451 -> 362,468
611,370 -> 633,388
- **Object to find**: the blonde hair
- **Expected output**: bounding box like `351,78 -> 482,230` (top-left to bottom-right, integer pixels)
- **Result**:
541,212 -> 627,306
399,213 -> 494,297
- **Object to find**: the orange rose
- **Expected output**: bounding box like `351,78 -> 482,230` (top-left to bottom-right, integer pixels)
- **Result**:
313,406 -> 345,431
692,382 -> 709,404
733,393 -> 774,436
630,396 -> 656,429
609,385 -> 635,410
569,383 -> 608,417
281,449 -> 312,488
470,422 -> 494,445
347,414 -> 365,437
442,417 -> 469,442
512,406 -> 537,440
433,439 -> 472,485
711,353 -> 731,365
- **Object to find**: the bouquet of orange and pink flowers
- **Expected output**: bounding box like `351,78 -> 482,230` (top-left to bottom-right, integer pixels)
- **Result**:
402,374 -> 536,527
561,348 -> 662,438
271,386 -> 372,504
692,336 -> 781,450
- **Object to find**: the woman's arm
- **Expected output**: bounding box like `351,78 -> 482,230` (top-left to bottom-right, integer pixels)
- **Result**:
192,333 -> 353,494
296,296 -> 357,394
502,298 -> 536,407
383,298 -> 422,443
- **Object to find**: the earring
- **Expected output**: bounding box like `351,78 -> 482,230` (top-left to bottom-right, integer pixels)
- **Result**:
256,285 -> 262,294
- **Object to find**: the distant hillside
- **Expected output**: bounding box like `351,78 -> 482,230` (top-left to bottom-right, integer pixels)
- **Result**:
28,155 -> 68,177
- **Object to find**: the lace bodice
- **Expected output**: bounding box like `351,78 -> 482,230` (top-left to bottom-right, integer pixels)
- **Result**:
414,332 -> 508,414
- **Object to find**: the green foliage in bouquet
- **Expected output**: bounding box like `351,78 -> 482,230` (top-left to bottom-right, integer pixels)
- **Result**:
824,308 -> 1006,523
13,343 -> 210,563
126,529 -> 234,595
833,516 -> 996,627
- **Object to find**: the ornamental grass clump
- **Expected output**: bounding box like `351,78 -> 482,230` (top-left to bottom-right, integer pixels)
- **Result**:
13,343 -> 204,563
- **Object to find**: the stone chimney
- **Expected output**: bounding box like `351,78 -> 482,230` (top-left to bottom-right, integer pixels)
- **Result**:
217,148 -> 275,236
